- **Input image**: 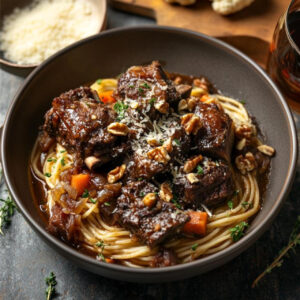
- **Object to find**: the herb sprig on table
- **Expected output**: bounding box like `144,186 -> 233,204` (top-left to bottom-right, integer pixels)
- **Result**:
0,193 -> 17,235
252,215 -> 300,288
45,272 -> 57,300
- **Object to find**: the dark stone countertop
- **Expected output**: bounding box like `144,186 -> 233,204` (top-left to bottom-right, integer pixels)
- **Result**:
0,6 -> 299,300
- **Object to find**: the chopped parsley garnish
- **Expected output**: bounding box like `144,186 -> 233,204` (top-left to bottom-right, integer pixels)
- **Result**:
95,240 -> 106,262
104,202 -> 111,207
137,177 -> 143,181
242,201 -> 249,208
229,222 -> 249,242
191,243 -> 199,251
82,189 -> 90,198
96,79 -> 102,84
138,87 -> 145,95
239,100 -> 246,105
47,158 -> 56,162
173,139 -> 180,146
44,173 -> 51,178
159,139 -> 165,145
197,165 -> 204,175
227,200 -> 233,210
129,84 -> 134,89
45,272 -> 57,300
60,150 -> 66,153
149,97 -> 156,105
142,82 -> 151,89
113,101 -> 128,121
60,158 -> 65,166
139,192 -> 145,197
171,197 -> 182,209
90,198 -> 97,204
0,194 -> 17,235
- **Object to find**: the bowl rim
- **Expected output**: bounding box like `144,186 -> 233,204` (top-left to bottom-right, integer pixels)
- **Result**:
1,25 -> 298,276
0,0 -> 107,69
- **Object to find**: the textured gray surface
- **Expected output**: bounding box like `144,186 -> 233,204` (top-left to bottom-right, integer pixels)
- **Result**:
0,6 -> 300,300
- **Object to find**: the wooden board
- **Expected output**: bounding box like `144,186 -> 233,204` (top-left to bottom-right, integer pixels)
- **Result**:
109,0 -> 291,67
110,0 -> 290,42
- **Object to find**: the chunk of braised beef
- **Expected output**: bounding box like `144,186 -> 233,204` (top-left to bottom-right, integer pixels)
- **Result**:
115,180 -> 189,247
173,158 -> 235,208
114,61 -> 180,105
126,156 -> 167,180
150,248 -> 178,267
193,102 -> 234,162
175,84 -> 192,99
41,87 -> 128,165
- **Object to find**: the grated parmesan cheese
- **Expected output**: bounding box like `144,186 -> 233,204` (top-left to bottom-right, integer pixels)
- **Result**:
0,0 -> 101,65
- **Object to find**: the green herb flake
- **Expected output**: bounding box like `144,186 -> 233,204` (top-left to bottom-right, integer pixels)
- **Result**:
60,158 -> 65,166
44,173 -> 51,178
197,165 -> 204,175
90,198 -> 97,204
139,192 -> 145,197
150,97 -> 156,105
138,87 -> 145,95
95,240 -> 105,248
82,189 -> 90,198
142,82 -> 151,89
229,222 -> 249,242
171,198 -> 182,209
173,139 -> 180,146
242,201 -> 249,209
45,272 -> 57,300
137,177 -> 143,181
60,150 -> 66,153
0,194 -> 17,235
191,243 -> 199,251
227,200 -> 233,210
47,158 -> 56,162
97,253 -> 106,262
159,139 -> 165,145
95,240 -> 106,262
96,79 -> 102,84
239,100 -> 246,105
113,101 -> 128,121
104,202 -> 111,207
129,84 -> 135,89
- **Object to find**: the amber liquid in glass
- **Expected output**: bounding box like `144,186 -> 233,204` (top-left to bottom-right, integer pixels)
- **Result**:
267,10 -> 300,112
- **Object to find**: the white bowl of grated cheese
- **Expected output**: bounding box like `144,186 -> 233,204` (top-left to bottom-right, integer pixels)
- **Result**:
0,0 -> 107,69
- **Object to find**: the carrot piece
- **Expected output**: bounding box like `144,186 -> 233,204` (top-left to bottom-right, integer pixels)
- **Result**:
183,211 -> 208,235
105,258 -> 115,264
98,90 -> 116,103
71,174 -> 90,195
200,94 -> 210,102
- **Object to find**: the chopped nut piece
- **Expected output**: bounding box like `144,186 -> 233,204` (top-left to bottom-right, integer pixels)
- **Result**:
107,122 -> 128,136
236,138 -> 246,150
235,124 -> 253,139
107,164 -> 126,183
193,78 -> 209,91
159,182 -> 173,202
163,137 -> 173,153
187,97 -> 198,111
178,99 -> 188,112
235,152 -> 257,174
183,155 -> 203,173
186,173 -> 200,184
257,145 -> 275,157
143,193 -> 157,208
181,113 -> 202,135
154,99 -> 169,114
147,138 -> 160,147
147,146 -> 170,164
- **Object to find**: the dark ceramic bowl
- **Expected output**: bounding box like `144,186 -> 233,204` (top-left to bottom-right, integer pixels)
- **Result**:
1,26 -> 298,282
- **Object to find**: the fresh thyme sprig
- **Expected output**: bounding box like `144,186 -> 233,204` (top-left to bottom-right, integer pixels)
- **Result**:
252,215 -> 300,288
0,194 -> 17,235
45,272 -> 57,300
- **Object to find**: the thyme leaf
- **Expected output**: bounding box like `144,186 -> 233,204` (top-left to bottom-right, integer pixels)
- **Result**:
229,221 -> 248,242
45,272 -> 57,300
0,194 -> 17,235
